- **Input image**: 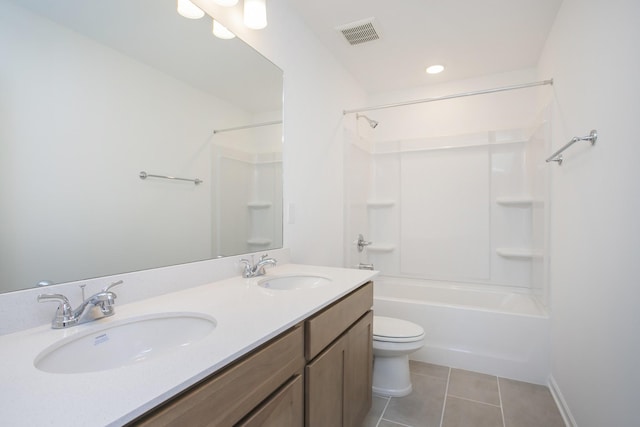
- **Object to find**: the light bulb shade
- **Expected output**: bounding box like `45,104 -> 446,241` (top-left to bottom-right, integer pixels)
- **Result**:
213,19 -> 236,39
177,0 -> 204,19
213,0 -> 239,6
244,0 -> 267,30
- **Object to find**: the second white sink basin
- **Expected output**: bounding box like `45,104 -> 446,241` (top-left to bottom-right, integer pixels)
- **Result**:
258,274 -> 332,290
34,312 -> 216,374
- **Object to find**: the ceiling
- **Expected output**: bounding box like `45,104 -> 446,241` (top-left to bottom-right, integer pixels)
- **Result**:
285,0 -> 563,94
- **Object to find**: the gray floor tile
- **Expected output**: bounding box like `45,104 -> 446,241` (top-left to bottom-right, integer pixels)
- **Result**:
383,373 -> 447,427
499,377 -> 565,427
409,360 -> 450,380
362,363 -> 566,427
441,396 -> 503,427
362,395 -> 390,427
447,369 -> 500,406
378,420 -> 411,427
378,420 -> 414,427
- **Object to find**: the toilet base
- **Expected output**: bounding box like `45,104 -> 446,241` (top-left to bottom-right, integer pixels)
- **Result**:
372,354 -> 413,397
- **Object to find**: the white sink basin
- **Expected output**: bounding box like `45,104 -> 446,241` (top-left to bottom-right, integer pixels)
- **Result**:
258,274 -> 332,290
34,312 -> 216,374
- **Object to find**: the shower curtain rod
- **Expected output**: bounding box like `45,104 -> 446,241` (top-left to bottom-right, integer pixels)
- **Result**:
343,79 -> 553,115
213,120 -> 282,134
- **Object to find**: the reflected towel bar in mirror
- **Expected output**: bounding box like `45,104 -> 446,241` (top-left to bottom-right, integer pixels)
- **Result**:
139,171 -> 203,185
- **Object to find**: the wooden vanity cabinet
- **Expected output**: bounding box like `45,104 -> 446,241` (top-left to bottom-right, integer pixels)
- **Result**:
305,282 -> 374,427
130,325 -> 305,427
130,281 -> 373,427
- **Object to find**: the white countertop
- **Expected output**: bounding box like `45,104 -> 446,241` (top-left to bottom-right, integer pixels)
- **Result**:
0,264 -> 377,426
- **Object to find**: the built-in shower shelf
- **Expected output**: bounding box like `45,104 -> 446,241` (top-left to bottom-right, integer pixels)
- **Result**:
366,200 -> 396,208
496,248 -> 542,259
495,196 -> 539,207
247,238 -> 272,246
367,244 -> 396,253
247,201 -> 272,209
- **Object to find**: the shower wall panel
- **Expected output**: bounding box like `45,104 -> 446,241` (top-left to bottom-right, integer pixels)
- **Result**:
400,146 -> 491,281
343,127 -> 371,268
215,153 -> 252,256
360,127 -> 548,290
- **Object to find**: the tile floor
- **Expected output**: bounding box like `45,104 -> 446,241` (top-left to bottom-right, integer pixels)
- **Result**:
363,361 -> 565,427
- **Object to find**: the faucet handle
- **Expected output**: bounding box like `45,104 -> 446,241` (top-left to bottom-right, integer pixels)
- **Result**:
37,293 -> 71,309
356,234 -> 372,252
102,280 -> 123,293
239,259 -> 252,278
37,294 -> 77,327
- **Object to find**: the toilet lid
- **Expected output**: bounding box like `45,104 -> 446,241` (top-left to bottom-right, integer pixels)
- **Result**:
373,316 -> 425,343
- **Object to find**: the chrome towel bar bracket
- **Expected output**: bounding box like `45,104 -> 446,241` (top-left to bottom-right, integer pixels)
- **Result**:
546,129 -> 597,166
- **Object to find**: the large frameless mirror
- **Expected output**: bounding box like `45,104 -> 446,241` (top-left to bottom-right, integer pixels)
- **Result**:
0,0 -> 283,293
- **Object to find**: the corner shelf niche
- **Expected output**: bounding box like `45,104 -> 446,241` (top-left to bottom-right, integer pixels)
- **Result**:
366,200 -> 396,208
495,196 -> 538,207
247,201 -> 272,209
367,244 -> 396,253
248,238 -> 272,246
496,248 -> 542,259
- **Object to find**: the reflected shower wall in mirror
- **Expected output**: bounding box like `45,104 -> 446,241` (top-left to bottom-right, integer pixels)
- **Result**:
0,0 -> 283,293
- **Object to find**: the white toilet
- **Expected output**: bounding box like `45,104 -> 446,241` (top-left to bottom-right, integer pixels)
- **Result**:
372,315 -> 425,397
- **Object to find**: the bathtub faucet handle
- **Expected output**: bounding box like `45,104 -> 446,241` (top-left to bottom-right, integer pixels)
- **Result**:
357,234 -> 372,252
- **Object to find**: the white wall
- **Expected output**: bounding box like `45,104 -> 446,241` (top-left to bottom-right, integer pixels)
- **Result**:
537,0 -> 640,425
367,68 -> 541,141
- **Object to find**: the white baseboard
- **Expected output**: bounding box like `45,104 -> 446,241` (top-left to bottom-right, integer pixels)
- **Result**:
548,375 -> 577,427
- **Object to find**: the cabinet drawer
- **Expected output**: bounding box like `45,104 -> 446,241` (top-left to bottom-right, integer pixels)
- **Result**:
305,281 -> 373,361
131,325 -> 304,427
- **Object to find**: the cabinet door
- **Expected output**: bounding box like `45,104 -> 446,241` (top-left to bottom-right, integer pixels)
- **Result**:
305,311 -> 373,427
305,335 -> 347,427
344,311 -> 373,427
237,374 -> 304,427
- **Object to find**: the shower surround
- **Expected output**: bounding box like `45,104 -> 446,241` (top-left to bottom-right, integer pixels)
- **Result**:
345,73 -> 552,382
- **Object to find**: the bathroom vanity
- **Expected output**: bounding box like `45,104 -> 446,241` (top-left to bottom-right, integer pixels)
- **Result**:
131,281 -> 373,427
0,264 -> 376,426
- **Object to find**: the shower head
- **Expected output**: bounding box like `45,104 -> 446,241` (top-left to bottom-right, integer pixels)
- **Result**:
356,113 -> 379,129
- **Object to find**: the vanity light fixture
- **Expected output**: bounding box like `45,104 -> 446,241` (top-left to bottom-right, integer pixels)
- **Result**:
213,20 -> 236,39
244,0 -> 268,29
213,0 -> 239,6
177,0 -> 267,32
426,64 -> 445,74
176,0 -> 205,19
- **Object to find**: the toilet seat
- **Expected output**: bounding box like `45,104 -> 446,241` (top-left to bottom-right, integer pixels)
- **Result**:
373,316 -> 425,343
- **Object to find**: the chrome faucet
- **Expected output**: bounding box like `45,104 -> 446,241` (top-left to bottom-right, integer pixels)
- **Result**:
37,280 -> 123,329
240,254 -> 277,278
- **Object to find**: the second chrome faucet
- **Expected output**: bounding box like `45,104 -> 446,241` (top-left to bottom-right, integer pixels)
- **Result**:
240,254 -> 277,278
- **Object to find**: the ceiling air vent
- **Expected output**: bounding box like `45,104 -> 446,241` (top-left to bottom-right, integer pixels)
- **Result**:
336,17 -> 381,46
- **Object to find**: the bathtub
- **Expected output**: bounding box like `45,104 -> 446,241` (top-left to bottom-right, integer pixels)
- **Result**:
373,276 -> 550,384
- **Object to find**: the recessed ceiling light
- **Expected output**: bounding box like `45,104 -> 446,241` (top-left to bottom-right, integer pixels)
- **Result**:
426,64 -> 445,74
